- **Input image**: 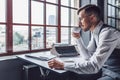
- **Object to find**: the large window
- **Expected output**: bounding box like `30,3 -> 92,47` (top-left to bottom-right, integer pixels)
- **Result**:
0,0 -> 6,54
107,0 -> 120,29
0,0 -> 79,56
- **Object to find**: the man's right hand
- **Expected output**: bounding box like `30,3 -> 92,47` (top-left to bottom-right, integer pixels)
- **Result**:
72,32 -> 80,39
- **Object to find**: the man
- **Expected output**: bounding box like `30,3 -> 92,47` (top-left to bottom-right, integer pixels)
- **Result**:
48,4 -> 120,80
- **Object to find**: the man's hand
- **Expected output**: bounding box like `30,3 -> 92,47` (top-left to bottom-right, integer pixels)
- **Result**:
72,32 -> 80,39
48,59 -> 64,70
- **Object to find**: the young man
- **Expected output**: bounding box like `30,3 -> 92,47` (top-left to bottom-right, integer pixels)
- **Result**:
48,4 -> 120,80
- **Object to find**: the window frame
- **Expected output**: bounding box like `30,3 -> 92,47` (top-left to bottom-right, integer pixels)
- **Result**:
0,0 -> 79,56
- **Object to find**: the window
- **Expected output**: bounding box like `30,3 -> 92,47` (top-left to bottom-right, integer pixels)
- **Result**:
61,28 -> 69,44
61,0 -> 79,44
32,26 -> 44,49
0,25 -> 6,53
0,0 -> 6,22
46,27 -> 57,48
32,1 -> 44,24
46,4 -> 58,25
0,0 -> 79,56
13,0 -> 28,23
0,0 -> 6,54
13,26 -> 29,51
107,0 -> 120,29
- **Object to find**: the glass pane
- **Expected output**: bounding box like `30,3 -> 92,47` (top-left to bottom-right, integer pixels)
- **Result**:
91,0 -> 97,4
108,5 -> 112,17
111,7 -> 115,17
32,1 -> 44,24
71,9 -> 78,26
46,0 -> 58,4
111,0 -> 115,5
61,7 -> 69,26
116,0 -> 120,7
108,5 -> 115,17
61,28 -> 69,44
46,27 -> 57,48
0,0 -> 6,22
111,19 -> 115,27
13,0 -> 28,23
61,0 -> 69,6
13,26 -> 29,51
108,18 -> 116,27
116,9 -> 120,18
71,27 -> 76,45
107,18 -> 111,25
116,20 -> 120,30
108,0 -> 115,5
108,0 -> 112,4
0,25 -> 6,53
71,0 -> 79,8
108,18 -> 115,27
32,26 -> 44,49
46,4 -> 58,25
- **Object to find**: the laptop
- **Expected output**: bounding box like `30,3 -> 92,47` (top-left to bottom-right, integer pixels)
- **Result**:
54,45 -> 79,57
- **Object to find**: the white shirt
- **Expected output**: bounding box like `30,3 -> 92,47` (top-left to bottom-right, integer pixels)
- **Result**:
64,21 -> 120,74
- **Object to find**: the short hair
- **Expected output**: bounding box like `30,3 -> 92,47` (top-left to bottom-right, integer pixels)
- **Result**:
77,4 -> 101,20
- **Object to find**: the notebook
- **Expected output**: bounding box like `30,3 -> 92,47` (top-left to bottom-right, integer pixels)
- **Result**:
25,53 -> 56,61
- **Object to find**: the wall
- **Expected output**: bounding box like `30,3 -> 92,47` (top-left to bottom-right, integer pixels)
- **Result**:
0,58 -> 29,80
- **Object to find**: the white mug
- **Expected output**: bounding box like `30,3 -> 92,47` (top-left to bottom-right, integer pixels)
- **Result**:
72,27 -> 81,33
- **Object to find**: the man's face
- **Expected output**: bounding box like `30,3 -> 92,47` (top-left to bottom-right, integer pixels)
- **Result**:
78,10 -> 92,31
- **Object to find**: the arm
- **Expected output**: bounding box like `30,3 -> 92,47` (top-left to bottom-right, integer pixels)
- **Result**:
64,28 -> 119,74
76,33 -> 96,59
72,32 -> 96,60
48,28 -> 119,74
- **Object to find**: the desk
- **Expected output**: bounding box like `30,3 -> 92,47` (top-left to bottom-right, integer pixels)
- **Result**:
17,51 -> 81,73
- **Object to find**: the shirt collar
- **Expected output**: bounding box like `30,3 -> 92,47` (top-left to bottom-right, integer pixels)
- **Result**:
92,21 -> 104,35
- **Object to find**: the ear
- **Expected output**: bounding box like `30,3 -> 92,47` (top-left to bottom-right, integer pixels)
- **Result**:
90,15 -> 97,22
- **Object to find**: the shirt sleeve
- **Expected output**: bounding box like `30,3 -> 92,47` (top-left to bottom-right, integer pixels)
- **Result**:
64,28 -> 119,74
75,33 -> 96,60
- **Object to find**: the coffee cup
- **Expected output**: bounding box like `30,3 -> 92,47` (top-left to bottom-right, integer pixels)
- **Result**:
72,27 -> 81,33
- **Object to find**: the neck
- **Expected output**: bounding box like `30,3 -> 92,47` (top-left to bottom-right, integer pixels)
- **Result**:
90,20 -> 100,32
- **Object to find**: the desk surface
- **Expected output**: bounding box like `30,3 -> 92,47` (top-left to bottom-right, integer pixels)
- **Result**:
17,51 -> 81,73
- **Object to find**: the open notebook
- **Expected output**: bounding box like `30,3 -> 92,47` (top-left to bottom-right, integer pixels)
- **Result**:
25,53 -> 56,61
